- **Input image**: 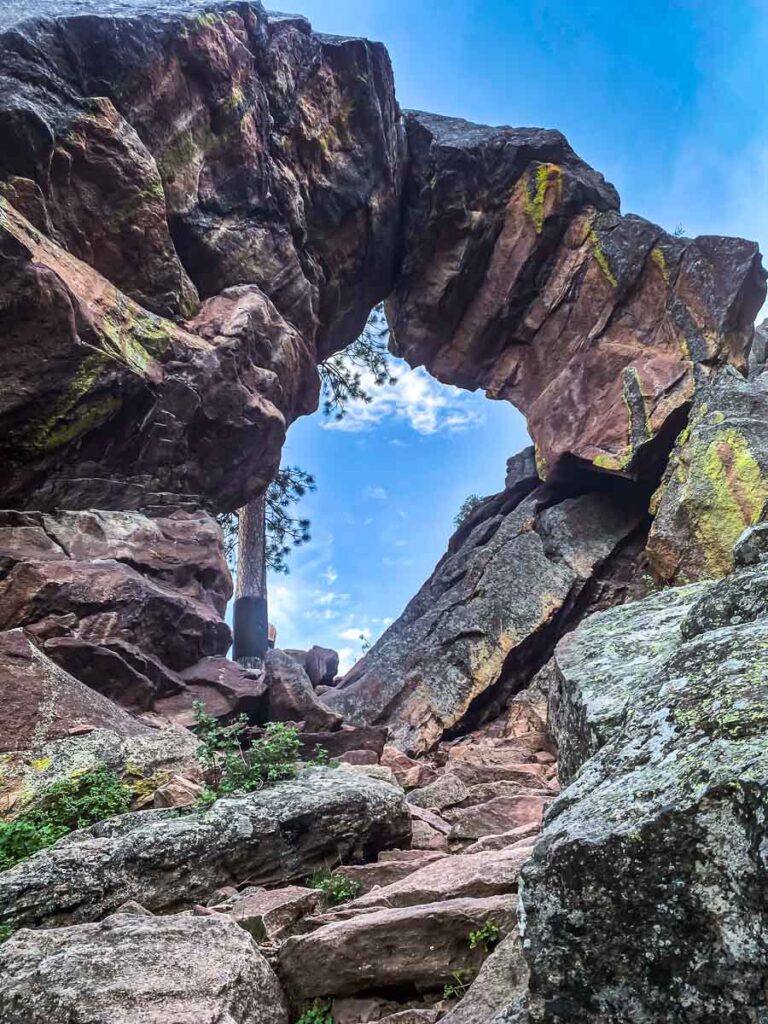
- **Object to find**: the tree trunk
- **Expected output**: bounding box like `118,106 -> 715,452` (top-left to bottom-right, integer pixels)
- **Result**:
232,492 -> 269,666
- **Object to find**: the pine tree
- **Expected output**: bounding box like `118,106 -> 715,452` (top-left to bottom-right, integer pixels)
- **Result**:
230,305 -> 393,664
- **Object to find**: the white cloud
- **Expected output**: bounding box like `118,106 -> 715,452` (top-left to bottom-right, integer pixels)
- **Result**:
338,626 -> 371,641
337,647 -> 357,674
321,566 -> 338,584
365,486 -> 388,500
322,362 -> 486,435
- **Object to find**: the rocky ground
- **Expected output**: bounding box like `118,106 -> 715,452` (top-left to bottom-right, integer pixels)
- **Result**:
2,1 -> 768,1021
0,684 -> 552,1022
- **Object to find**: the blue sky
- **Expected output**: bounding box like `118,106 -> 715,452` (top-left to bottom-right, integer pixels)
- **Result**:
265,0 -> 768,668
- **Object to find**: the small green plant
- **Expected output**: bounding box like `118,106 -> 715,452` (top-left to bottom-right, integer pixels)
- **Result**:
443,970 -> 471,1000
193,703 -> 302,803
0,768 -> 132,871
468,919 -> 500,953
308,867 -> 361,905
0,922 -> 16,944
295,1000 -> 334,1024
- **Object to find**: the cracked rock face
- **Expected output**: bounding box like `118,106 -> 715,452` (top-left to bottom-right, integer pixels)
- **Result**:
327,477 -> 649,755
520,553 -> 768,1023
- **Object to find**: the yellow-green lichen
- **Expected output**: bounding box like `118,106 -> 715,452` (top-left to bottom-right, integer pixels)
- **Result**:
534,443 -> 549,480
29,757 -> 51,773
650,247 -> 670,284
593,451 -> 631,472
523,163 -> 562,234
589,229 -> 618,288
27,353 -> 122,453
694,428 -> 768,577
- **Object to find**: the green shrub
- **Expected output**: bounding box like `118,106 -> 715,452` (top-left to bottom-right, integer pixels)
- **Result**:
0,768 -> 132,871
308,867 -> 361,905
468,919 -> 500,953
0,923 -> 14,944
193,703 -> 302,802
443,970 -> 471,1000
295,999 -> 334,1024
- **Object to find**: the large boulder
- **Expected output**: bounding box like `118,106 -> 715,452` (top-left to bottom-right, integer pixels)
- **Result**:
0,628 -> 150,753
278,894 -> 517,1000
327,478 -> 648,754
0,768 -> 411,929
263,649 -> 343,731
0,912 -> 289,1024
0,2 -> 404,511
390,111 -> 765,479
646,367 -> 768,584
0,627 -> 198,809
520,547 -> 768,1023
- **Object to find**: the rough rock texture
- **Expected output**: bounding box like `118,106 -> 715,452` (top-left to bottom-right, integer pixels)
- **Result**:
284,645 -> 340,687
0,768 -> 410,928
390,112 -> 765,479
0,627 -> 151,752
0,1 -> 403,511
647,367 -> 768,583
328,478 -> 648,753
278,894 -> 517,1000
0,508 -> 246,715
439,931 -> 530,1024
263,649 -> 343,731
0,912 -> 289,1024
520,549 -> 768,1023
225,885 -> 323,942
549,583 -> 704,784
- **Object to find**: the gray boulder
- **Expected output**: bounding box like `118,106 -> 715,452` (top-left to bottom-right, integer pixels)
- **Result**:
0,912 -> 288,1024
0,768 -> 410,929
521,554 -> 768,1022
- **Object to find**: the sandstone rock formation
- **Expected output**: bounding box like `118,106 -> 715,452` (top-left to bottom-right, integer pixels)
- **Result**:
1,2 -> 768,1021
390,112 -> 764,479
0,2 -> 403,511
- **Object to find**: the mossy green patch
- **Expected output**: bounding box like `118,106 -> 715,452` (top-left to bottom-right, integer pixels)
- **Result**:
523,163 -> 562,234
692,428 -> 768,577
650,247 -> 670,284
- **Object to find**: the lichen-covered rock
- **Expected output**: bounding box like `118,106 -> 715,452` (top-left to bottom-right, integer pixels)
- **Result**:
391,112 -> 765,479
647,367 -> 768,583
549,582 -> 705,784
0,768 -> 410,929
328,481 -> 647,754
0,912 -> 288,1024
520,555 -> 768,1023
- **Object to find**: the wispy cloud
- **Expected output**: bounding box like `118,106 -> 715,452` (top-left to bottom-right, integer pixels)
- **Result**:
322,362 -> 486,435
365,486 -> 388,500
